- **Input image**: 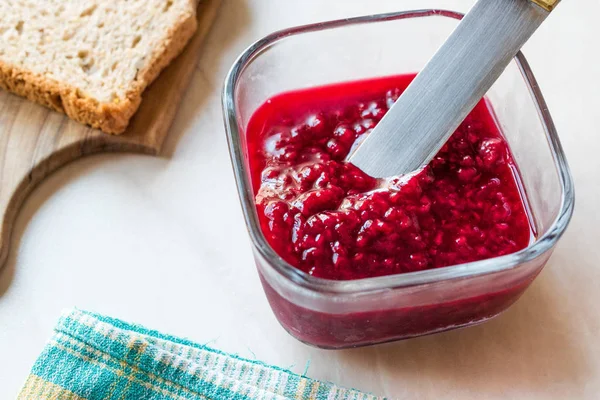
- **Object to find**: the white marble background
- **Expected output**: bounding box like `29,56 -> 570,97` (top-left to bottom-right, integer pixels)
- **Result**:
1,1 -> 598,398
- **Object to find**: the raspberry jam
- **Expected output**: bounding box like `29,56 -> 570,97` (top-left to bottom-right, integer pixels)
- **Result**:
248,74 -> 532,281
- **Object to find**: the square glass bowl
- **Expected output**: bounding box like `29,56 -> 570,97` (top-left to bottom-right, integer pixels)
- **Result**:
223,9 -> 574,349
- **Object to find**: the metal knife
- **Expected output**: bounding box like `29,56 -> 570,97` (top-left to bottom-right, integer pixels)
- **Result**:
349,0 -> 559,178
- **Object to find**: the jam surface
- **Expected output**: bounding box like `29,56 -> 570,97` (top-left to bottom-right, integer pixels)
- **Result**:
248,74 -> 531,280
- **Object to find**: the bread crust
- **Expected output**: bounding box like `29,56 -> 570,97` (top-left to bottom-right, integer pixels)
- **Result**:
0,5 -> 197,135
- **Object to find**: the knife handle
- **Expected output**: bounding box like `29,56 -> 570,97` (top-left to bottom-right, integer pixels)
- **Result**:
531,0 -> 559,11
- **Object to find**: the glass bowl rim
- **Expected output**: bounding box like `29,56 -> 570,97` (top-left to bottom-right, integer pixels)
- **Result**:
222,9 -> 575,295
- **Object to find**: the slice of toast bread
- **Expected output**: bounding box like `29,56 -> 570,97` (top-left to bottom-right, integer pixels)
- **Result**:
0,0 -> 198,134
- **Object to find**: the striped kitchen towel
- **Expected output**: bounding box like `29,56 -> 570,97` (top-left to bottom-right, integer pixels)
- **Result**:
18,309 -> 384,400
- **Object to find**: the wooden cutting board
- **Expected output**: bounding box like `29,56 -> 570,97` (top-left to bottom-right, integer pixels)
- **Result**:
0,0 -> 222,268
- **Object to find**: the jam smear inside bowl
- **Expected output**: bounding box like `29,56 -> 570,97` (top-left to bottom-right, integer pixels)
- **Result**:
248,74 -> 533,281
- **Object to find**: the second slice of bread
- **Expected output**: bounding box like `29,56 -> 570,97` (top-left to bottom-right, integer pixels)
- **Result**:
0,0 -> 198,134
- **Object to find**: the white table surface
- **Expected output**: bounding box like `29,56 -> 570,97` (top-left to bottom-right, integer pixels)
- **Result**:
1,1 -> 598,398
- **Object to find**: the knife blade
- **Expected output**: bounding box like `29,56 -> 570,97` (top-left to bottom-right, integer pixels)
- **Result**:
349,0 -> 558,178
